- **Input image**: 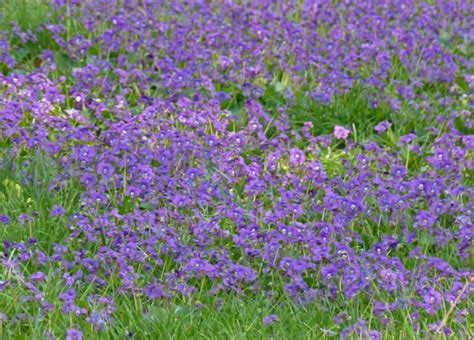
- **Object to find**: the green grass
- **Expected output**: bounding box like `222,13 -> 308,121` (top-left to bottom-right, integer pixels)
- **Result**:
0,0 -> 58,67
0,151 -> 79,245
0,0 -> 52,32
0,270 -> 458,340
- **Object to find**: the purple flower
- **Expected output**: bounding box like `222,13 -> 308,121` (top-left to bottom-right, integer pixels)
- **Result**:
321,264 -> 338,281
86,310 -> 110,330
50,205 -> 66,217
97,162 -> 114,177
423,289 -> 443,306
59,288 -> 76,302
66,328 -> 82,340
414,211 -> 437,229
63,303 -> 87,315
0,214 -> 11,224
19,213 -> 33,224
215,298 -> 223,310
399,132 -> 416,144
263,314 -> 279,325
374,120 -> 392,134
367,330 -> 382,340
143,283 -> 166,299
30,271 -> 47,281
289,148 -> 305,167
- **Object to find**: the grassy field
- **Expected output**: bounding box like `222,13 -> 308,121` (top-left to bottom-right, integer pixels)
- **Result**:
0,0 -> 472,339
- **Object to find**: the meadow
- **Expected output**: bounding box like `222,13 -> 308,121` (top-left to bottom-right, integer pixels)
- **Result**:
0,0 -> 472,339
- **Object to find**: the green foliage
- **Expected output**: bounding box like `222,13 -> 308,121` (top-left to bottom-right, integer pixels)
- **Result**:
0,151 -> 79,245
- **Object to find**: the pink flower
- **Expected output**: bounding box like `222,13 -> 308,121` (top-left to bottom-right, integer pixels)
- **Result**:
333,125 -> 350,139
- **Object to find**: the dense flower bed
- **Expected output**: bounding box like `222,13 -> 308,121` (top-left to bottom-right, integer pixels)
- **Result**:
0,0 -> 472,338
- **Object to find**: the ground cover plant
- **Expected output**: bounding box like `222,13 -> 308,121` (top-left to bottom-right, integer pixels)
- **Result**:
0,0 -> 473,338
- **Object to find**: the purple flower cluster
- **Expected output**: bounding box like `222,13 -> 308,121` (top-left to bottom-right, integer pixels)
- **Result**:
0,0 -> 472,337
